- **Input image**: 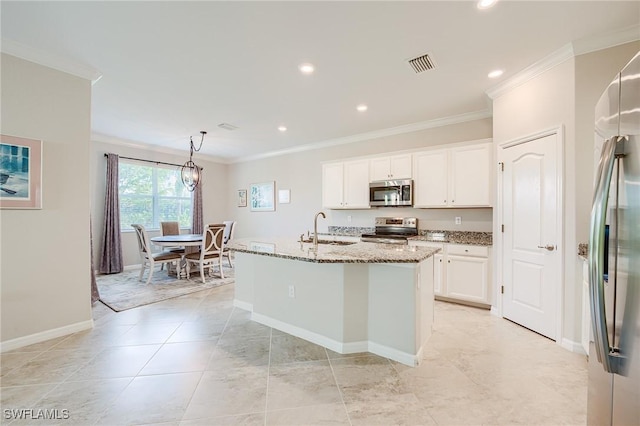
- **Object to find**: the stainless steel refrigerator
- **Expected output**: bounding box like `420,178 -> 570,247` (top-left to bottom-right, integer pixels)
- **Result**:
589,50 -> 640,425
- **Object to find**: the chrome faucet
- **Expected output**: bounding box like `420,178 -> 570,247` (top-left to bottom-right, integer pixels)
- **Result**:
313,211 -> 326,247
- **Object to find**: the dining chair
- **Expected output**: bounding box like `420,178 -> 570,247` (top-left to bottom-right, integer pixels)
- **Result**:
159,221 -> 184,271
222,220 -> 237,267
131,224 -> 183,285
184,223 -> 226,283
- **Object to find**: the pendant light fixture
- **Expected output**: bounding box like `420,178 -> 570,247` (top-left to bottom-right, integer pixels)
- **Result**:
181,131 -> 206,192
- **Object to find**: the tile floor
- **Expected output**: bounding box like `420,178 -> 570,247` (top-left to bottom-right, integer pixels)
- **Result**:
1,283 -> 588,425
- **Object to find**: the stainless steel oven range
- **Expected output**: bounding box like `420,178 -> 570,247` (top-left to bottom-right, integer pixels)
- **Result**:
360,217 -> 418,244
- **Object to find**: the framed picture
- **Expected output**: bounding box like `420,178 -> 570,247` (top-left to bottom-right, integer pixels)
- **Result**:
250,181 -> 275,211
237,189 -> 247,207
278,189 -> 290,204
0,135 -> 43,209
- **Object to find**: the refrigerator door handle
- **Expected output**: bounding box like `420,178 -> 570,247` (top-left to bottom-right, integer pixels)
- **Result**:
589,135 -> 626,374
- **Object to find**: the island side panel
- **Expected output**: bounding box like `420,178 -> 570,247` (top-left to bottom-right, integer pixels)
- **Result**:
342,264 -> 369,351
418,257 -> 435,353
366,256 -> 434,366
249,255 -> 368,351
367,263 -> 419,361
233,252 -> 255,311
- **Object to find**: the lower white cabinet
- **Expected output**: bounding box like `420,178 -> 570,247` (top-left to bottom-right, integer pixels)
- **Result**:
409,241 -> 491,305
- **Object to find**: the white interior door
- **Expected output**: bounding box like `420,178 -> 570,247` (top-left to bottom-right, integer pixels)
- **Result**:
501,132 -> 560,340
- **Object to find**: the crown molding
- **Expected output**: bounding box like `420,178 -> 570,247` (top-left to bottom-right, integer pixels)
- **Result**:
572,23 -> 640,56
486,43 -> 575,100
91,132 -> 229,164
486,24 -> 640,100
1,38 -> 103,85
232,109 -> 492,163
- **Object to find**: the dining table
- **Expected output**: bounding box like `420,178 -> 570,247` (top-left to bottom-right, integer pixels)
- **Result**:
150,233 -> 203,278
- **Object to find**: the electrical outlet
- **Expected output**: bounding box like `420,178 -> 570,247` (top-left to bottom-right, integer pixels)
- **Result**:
347,215 -> 352,222
288,285 -> 295,298
455,217 -> 462,225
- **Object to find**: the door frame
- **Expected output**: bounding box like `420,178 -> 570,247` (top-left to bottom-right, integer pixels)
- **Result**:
494,125 -> 564,344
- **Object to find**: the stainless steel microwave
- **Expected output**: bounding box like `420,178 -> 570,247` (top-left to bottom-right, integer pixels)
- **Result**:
369,179 -> 413,207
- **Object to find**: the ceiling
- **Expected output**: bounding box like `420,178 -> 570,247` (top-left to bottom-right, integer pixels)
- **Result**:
2,1 -> 639,162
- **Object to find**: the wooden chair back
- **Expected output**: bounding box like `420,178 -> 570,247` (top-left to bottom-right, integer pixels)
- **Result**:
202,223 -> 225,259
160,221 -> 180,236
223,220 -> 236,244
131,224 -> 151,256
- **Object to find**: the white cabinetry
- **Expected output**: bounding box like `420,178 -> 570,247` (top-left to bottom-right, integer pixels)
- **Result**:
409,241 -> 491,305
446,244 -> 489,304
370,154 -> 412,181
413,142 -> 492,208
413,150 -> 448,207
322,160 -> 370,209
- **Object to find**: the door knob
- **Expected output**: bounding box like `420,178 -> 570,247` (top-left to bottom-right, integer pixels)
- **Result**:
537,245 -> 555,251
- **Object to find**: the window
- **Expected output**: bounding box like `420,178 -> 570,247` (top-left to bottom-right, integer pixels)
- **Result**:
118,161 -> 192,231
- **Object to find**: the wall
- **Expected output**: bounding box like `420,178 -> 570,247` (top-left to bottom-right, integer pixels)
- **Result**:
1,54 -> 93,348
90,140 -> 229,268
491,41 -> 640,348
227,118 -> 493,240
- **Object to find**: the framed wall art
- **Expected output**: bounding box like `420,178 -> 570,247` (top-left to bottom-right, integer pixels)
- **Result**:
250,181 -> 275,211
0,134 -> 43,209
278,189 -> 290,204
237,189 -> 247,207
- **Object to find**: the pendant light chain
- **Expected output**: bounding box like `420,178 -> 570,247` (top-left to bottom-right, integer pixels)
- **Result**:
181,131 -> 207,192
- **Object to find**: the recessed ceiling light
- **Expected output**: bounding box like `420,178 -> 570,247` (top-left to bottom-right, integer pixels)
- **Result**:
477,0 -> 498,9
278,126 -> 287,132
356,104 -> 368,112
488,69 -> 504,78
299,63 -> 315,74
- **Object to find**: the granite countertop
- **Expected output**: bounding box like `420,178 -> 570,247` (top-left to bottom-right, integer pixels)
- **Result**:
578,243 -> 588,260
410,231 -> 493,246
227,237 -> 440,264
325,226 -> 493,247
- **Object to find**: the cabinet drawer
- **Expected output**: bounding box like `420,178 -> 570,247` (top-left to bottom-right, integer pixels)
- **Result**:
447,244 -> 489,257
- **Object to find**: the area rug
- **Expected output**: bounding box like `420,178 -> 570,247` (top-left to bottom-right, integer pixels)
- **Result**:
97,267 -> 234,312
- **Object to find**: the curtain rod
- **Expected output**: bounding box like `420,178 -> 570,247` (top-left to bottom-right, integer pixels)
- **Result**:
103,153 -> 204,170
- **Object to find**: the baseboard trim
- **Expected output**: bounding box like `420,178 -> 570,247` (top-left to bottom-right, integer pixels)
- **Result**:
0,319 -> 94,353
251,312 -> 418,366
233,300 -> 253,312
561,337 -> 587,355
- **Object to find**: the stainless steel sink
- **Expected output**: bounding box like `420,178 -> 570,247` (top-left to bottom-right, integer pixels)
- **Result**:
301,239 -> 357,246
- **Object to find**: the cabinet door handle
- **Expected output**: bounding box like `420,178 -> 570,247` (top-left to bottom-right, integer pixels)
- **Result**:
537,245 -> 555,251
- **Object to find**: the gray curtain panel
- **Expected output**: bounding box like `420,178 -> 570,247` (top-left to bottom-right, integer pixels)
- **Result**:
90,217 -> 100,303
192,177 -> 204,235
99,153 -> 124,274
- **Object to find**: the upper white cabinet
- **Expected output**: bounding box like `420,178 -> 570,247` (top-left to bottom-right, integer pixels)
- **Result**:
413,149 -> 449,207
322,159 -> 370,209
370,154 -> 412,181
413,142 -> 492,208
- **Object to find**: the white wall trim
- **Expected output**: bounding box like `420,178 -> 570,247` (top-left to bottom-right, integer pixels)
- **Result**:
233,299 -> 253,312
572,23 -> 640,56
486,25 -> 640,101
561,337 -> 587,356
487,44 -> 575,100
251,312 -> 420,366
232,110 -> 492,164
1,38 -> 103,84
91,132 -> 229,165
0,320 -> 94,353
367,341 -> 421,367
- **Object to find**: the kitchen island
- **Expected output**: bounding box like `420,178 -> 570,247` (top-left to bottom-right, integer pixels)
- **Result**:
227,238 -> 439,366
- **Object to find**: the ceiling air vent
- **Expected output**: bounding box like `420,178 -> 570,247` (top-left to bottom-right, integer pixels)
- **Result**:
217,123 -> 238,131
407,53 -> 435,74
